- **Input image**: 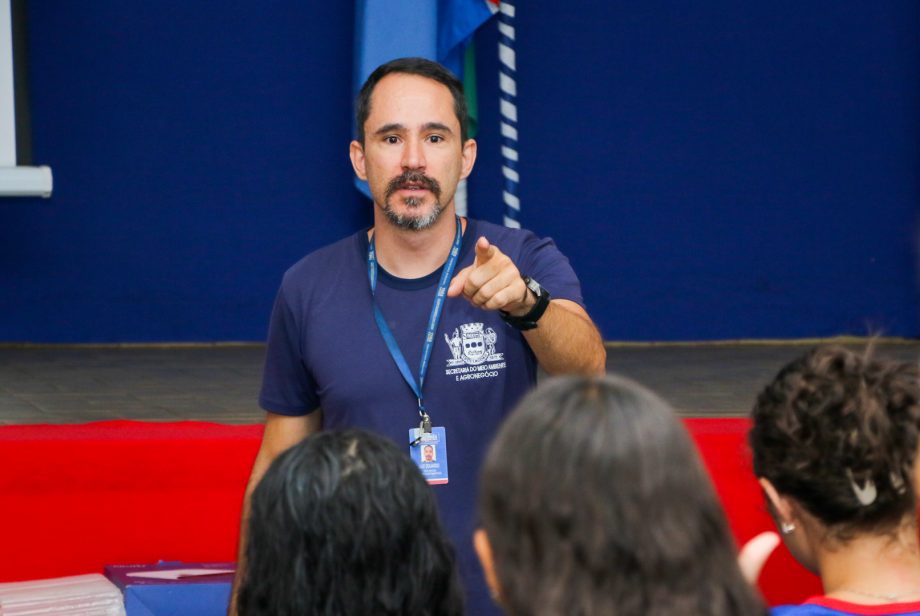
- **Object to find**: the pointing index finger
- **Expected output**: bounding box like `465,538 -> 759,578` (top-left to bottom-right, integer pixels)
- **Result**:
474,236 -> 493,266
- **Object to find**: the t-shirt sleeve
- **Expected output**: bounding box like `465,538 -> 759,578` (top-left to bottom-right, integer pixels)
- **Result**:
517,232 -> 586,309
258,285 -> 320,416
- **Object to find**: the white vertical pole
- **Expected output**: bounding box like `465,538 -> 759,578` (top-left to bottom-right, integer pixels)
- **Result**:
0,0 -> 16,166
498,2 -> 519,228
454,178 -> 468,217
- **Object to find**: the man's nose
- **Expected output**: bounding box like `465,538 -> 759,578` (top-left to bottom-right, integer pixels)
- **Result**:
401,138 -> 426,170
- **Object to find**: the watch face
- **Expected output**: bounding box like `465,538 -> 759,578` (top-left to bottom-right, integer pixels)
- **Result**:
525,277 -> 542,297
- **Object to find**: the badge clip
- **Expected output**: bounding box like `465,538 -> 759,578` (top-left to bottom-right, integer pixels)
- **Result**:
410,412 -> 432,447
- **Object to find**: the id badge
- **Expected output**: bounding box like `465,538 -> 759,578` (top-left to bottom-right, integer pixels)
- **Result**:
409,426 -> 448,485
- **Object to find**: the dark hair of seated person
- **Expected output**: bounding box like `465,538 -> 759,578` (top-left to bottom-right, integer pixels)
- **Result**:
749,345 -> 920,607
238,428 -> 464,616
476,374 -> 766,616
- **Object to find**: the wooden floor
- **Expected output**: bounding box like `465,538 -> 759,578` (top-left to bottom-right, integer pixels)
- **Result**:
0,340 -> 917,424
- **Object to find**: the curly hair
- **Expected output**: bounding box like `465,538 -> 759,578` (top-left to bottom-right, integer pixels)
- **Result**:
238,429 -> 464,616
749,346 -> 920,538
479,375 -> 765,616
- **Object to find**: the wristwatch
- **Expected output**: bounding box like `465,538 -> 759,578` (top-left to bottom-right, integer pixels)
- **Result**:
500,276 -> 551,331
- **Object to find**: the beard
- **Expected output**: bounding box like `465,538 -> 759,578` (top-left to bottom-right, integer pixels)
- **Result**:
380,170 -> 445,231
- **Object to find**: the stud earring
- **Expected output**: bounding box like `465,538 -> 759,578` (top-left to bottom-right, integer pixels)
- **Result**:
780,521 -> 796,535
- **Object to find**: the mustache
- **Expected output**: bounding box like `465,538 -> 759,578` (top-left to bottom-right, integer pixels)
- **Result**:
385,170 -> 442,198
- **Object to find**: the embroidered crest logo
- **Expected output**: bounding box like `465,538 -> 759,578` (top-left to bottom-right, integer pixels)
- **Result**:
445,322 -> 504,367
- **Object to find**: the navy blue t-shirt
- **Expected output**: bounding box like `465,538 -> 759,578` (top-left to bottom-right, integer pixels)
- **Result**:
260,218 -> 584,615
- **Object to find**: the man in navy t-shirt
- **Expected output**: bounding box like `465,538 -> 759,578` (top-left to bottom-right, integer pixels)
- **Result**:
231,58 -> 606,616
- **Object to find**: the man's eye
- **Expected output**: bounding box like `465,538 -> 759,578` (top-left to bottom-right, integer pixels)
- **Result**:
428,135 -> 444,144
384,136 -> 400,144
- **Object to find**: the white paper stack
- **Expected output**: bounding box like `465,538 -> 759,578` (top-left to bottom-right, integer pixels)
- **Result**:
0,574 -> 125,615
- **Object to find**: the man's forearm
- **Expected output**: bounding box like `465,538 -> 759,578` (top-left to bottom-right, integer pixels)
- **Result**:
523,300 -> 606,375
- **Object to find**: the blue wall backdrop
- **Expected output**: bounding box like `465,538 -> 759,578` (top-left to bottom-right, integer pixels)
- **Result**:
2,1 -> 918,342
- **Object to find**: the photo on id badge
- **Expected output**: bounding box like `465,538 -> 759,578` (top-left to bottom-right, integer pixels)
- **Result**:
409,426 -> 448,485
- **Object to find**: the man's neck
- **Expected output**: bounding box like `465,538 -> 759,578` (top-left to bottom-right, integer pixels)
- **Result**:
371,208 -> 466,279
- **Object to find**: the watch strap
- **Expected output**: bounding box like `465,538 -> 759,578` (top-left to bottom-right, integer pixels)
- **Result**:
500,276 -> 551,330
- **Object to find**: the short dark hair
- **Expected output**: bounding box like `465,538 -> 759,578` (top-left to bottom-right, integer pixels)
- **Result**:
479,375 -> 766,616
750,346 -> 920,539
239,429 -> 464,616
355,57 -> 469,144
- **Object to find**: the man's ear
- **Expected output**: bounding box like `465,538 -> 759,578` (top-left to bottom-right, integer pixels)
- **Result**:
473,528 -> 502,604
460,138 -> 477,180
350,140 -> 367,181
759,477 -> 796,527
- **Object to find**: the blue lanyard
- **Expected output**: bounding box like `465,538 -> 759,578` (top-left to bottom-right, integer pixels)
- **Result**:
368,216 -> 463,422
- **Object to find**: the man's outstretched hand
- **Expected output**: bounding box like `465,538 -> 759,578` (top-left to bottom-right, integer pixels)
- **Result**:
447,237 -> 533,316
448,235 -> 607,375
